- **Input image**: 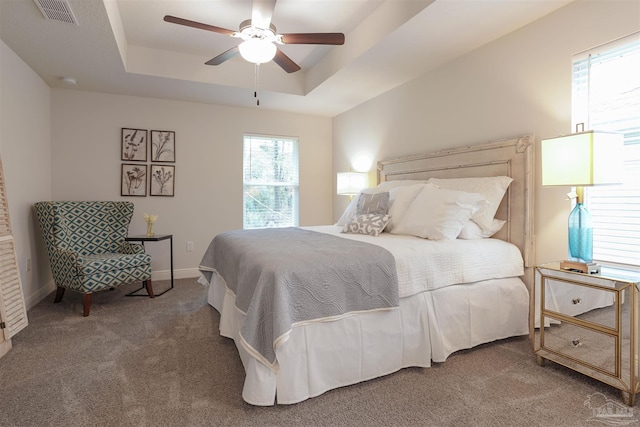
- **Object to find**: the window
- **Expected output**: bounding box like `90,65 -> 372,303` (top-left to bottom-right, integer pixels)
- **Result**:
243,134 -> 299,229
572,33 -> 640,268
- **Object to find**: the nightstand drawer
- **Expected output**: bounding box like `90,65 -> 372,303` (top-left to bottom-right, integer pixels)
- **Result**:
542,277 -> 617,329
542,321 -> 616,376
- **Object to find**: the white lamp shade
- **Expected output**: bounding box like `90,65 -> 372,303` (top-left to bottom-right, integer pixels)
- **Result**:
238,39 -> 277,64
541,131 -> 624,186
337,172 -> 368,195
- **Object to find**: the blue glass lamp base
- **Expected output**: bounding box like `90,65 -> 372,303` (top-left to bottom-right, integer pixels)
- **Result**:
568,202 -> 593,263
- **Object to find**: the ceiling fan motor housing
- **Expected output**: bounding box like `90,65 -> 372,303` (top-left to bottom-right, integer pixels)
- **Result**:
237,19 -> 281,44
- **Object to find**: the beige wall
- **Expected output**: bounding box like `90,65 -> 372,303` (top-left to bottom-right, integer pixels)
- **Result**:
51,90 -> 333,283
333,0 -> 640,265
0,40 -> 52,308
3,0 -> 639,309
1,37 -> 332,308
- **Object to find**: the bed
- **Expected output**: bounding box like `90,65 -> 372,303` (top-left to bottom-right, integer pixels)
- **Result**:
199,134 -> 535,405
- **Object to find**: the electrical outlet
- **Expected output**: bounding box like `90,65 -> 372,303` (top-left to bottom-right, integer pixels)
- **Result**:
186,241 -> 194,252
26,258 -> 31,272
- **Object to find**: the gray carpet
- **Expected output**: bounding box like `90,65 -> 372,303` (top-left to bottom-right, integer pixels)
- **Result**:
1,278 -> 637,426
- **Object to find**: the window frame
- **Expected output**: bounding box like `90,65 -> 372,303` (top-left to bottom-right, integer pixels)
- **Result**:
242,134 -> 300,230
571,32 -> 640,270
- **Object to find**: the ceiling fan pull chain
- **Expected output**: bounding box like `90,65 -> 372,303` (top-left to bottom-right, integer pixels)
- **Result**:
254,63 -> 260,106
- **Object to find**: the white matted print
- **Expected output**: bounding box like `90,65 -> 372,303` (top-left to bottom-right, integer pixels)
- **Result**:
121,164 -> 147,196
150,164 -> 175,197
151,130 -> 175,162
121,128 -> 147,161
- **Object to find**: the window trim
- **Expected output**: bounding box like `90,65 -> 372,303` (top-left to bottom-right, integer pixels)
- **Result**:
572,31 -> 640,270
242,133 -> 300,229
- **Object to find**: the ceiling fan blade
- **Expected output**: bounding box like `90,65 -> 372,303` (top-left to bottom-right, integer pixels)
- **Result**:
273,48 -> 301,73
205,46 -> 240,66
164,15 -> 235,36
280,33 -> 345,45
251,0 -> 277,29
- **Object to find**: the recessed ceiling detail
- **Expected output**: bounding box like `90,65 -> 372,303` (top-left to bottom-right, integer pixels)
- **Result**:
0,0 -> 575,116
163,0 -> 345,74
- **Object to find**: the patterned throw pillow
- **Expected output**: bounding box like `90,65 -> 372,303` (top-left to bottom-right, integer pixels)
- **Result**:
356,192 -> 389,215
342,214 -> 391,237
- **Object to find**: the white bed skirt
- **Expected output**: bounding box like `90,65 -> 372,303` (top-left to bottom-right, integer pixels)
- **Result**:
207,274 -> 529,405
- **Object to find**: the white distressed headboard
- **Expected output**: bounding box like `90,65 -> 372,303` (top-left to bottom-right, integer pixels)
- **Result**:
377,135 -> 535,289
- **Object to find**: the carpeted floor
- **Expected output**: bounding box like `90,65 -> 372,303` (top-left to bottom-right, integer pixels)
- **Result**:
1,278 -> 637,426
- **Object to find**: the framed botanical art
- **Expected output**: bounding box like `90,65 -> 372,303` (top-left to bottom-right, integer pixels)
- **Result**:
121,164 -> 147,196
121,128 -> 148,161
151,130 -> 175,162
150,164 -> 175,197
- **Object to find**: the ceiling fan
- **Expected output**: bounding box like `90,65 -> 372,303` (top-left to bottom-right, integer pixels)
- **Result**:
163,0 -> 345,73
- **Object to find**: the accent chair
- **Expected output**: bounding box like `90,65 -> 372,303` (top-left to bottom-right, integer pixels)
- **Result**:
34,201 -> 153,316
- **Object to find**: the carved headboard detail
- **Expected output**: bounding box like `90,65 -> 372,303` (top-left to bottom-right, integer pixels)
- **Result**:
377,135 -> 535,289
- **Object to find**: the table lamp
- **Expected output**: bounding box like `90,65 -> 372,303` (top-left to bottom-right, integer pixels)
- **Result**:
337,172 -> 368,199
541,130 -> 624,273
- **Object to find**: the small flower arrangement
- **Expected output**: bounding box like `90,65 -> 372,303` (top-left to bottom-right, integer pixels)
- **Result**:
143,213 -> 158,237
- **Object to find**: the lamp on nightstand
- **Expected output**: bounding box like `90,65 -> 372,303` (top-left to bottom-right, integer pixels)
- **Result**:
337,172 -> 368,199
541,128 -> 624,273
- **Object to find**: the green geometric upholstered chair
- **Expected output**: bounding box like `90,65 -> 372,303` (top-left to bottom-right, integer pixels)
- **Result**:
34,201 -> 154,316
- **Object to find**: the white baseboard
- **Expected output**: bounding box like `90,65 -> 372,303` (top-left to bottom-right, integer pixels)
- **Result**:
26,279 -> 56,311
151,267 -> 200,282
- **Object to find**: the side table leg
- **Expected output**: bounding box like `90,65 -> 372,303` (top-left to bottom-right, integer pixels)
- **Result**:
169,236 -> 174,291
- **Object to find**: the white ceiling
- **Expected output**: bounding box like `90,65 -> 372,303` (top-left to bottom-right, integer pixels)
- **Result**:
0,0 -> 573,117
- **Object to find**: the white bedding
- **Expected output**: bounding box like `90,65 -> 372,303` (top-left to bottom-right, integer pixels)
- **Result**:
208,274 -> 529,405
201,228 -> 529,405
306,225 -> 524,297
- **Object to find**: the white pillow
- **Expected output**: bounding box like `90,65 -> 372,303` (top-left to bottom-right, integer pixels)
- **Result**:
390,184 -> 487,241
336,180 -> 427,226
458,218 -> 506,239
336,196 -> 359,226
385,184 -> 425,232
428,176 -> 512,232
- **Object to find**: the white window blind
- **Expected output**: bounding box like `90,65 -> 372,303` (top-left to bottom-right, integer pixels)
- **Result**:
243,134 -> 299,229
572,33 -> 640,267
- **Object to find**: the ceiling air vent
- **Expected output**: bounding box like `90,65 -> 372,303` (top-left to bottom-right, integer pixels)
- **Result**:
33,0 -> 78,25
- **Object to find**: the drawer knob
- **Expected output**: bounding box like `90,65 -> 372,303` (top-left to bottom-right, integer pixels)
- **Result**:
572,298 -> 582,305
572,339 -> 582,347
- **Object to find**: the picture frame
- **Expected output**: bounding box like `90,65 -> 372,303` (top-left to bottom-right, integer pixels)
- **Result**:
121,164 -> 148,197
151,130 -> 175,162
121,128 -> 147,161
150,164 -> 175,197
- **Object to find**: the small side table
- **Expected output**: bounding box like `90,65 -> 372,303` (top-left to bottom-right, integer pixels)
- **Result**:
125,234 -> 174,297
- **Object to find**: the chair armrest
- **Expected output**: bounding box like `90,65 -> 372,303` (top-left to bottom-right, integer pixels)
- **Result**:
51,248 -> 80,277
121,241 -> 145,254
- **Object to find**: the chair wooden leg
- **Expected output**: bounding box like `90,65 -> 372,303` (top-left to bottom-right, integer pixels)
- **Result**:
83,293 -> 92,317
53,286 -> 65,303
145,279 -> 155,298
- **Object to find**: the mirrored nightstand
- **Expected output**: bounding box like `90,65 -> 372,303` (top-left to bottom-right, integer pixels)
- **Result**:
532,262 -> 640,405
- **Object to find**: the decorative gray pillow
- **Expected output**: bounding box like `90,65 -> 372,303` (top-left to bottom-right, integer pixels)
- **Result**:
342,214 -> 391,237
356,192 -> 389,215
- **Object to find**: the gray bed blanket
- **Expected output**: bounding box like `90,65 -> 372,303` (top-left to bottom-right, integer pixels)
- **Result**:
199,227 -> 399,369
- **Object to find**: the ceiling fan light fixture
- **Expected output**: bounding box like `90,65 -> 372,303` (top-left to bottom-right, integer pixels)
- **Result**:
238,39 -> 277,64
